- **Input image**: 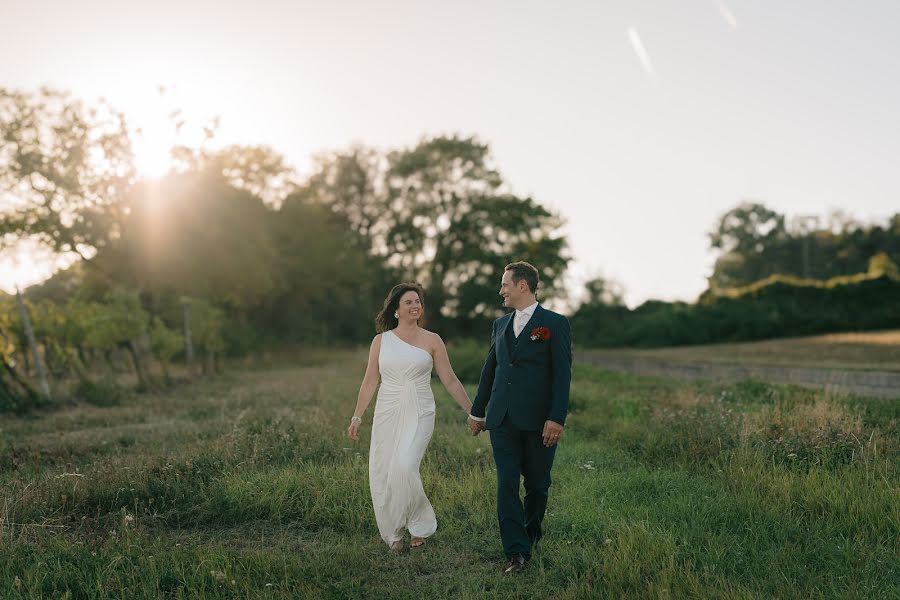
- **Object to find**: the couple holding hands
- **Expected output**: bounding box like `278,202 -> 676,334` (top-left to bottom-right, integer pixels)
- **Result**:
348,261 -> 571,574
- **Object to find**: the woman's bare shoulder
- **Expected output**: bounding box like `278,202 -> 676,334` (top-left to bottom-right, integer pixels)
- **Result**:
424,330 -> 446,351
424,329 -> 443,340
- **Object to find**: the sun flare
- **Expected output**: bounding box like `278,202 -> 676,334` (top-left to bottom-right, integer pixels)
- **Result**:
132,126 -> 176,179
122,84 -> 221,180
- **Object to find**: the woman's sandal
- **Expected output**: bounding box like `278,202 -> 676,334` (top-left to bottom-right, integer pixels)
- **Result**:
390,539 -> 405,553
410,537 -> 426,549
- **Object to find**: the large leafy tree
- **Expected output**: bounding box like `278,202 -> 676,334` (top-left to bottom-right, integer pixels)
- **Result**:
259,192 -> 387,342
101,169 -> 280,311
306,135 -> 569,335
0,87 -> 135,264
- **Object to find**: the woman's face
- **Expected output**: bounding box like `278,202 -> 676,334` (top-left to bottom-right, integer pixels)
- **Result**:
396,290 -> 423,322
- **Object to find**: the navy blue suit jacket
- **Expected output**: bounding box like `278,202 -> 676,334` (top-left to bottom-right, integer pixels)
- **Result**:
470,305 -> 572,431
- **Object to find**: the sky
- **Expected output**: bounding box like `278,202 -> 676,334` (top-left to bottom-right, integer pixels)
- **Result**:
1,0 -> 899,307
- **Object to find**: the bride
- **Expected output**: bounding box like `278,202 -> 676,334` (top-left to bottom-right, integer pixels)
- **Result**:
348,282 -> 474,552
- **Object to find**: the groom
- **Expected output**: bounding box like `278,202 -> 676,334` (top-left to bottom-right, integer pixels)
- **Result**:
468,261 -> 572,574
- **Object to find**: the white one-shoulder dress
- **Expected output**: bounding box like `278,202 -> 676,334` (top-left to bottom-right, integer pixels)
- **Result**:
368,330 -> 438,545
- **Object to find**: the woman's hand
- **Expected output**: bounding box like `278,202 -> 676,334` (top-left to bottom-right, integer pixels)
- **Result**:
348,418 -> 361,441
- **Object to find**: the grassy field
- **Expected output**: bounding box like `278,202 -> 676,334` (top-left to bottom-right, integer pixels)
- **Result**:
0,350 -> 898,599
581,329 -> 900,372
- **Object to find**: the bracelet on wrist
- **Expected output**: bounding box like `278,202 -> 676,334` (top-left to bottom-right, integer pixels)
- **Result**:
350,416 -> 362,424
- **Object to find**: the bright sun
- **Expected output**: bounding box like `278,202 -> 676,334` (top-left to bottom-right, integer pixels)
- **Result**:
132,125 -> 176,179
123,84 -> 218,180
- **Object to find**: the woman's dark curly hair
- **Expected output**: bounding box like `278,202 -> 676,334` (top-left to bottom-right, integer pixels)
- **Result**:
375,282 -> 426,333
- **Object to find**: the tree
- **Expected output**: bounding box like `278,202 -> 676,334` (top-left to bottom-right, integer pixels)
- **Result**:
302,145 -> 393,255
431,194 -> 568,332
99,169 -> 280,312
709,202 -> 787,255
708,202 -> 788,288
171,143 -> 296,207
0,87 -> 135,266
569,276 -> 631,348
81,290 -> 152,389
308,135 -> 569,335
581,276 -> 626,308
257,191 -> 387,342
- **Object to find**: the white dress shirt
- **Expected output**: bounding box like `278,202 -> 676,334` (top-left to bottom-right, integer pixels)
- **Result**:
513,302 -> 539,338
470,302 -> 539,422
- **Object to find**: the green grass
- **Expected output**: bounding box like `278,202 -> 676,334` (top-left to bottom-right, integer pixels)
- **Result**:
0,353 -> 897,599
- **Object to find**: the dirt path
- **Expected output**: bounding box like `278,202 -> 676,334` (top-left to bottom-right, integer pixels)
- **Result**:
576,350 -> 900,399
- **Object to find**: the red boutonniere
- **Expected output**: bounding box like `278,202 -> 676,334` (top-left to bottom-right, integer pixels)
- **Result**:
530,326 -> 551,342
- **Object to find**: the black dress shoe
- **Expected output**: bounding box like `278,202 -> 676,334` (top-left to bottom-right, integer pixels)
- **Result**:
503,555 -> 528,574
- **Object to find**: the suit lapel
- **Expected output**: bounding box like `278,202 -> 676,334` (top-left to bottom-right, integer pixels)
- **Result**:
498,312 -> 515,361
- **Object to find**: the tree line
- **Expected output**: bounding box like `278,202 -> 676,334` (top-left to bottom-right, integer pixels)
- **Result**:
0,88 -> 568,409
574,202 -> 900,347
3,87 -> 898,409
706,202 -> 900,289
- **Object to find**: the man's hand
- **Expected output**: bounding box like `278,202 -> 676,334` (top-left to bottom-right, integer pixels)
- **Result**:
468,416 -> 485,436
542,420 -> 563,447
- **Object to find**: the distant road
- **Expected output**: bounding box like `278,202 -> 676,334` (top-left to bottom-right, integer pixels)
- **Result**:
576,351 -> 900,399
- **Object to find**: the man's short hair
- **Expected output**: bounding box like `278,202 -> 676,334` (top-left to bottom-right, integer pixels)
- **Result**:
505,261 -> 539,294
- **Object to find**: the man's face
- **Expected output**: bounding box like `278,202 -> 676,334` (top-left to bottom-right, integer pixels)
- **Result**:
499,270 -> 527,310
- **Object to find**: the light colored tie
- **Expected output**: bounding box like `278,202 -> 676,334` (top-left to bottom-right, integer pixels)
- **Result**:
514,311 -> 527,337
